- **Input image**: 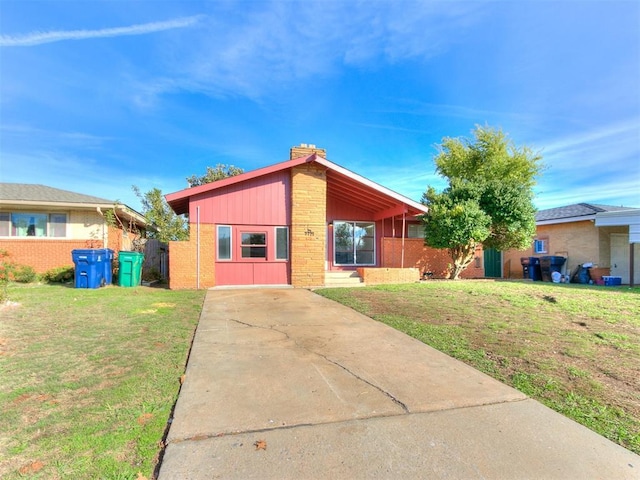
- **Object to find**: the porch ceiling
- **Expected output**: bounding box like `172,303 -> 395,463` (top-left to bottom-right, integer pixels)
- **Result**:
326,169 -> 424,218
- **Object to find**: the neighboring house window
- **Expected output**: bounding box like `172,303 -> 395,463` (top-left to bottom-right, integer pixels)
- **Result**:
217,225 -> 232,260
241,232 -> 267,258
534,238 -> 548,254
275,227 -> 289,260
0,212 -> 67,237
334,221 -> 375,266
0,213 -> 9,236
408,223 -> 423,238
49,213 -> 67,237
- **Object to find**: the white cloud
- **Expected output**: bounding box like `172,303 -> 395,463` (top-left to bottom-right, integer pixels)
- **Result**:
134,2 -> 485,101
0,15 -> 204,47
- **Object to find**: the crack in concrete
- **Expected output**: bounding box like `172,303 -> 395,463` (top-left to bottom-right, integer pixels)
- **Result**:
318,354 -> 410,413
225,316 -> 410,414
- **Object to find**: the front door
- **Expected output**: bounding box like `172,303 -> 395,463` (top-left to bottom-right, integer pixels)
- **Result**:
611,233 -> 630,284
483,248 -> 502,278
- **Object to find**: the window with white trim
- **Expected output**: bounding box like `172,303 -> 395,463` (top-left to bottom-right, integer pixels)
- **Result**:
534,238 -> 548,254
334,221 -> 375,266
217,225 -> 232,260
275,227 -> 289,260
0,212 -> 67,237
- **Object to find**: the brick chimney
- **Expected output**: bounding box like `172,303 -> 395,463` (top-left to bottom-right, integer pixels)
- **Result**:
290,143 -> 326,160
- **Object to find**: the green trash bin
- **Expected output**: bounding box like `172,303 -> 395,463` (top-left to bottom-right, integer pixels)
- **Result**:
118,251 -> 144,287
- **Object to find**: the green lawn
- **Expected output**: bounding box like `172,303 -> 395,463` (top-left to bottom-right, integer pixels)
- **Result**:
317,280 -> 640,455
0,283 -> 205,479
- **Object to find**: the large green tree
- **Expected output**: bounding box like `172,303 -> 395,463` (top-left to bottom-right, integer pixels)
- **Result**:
186,164 -> 244,187
134,164 -> 245,242
132,186 -> 189,242
422,126 -> 543,279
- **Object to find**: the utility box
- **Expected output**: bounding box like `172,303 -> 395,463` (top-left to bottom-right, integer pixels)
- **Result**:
118,251 -> 144,287
602,276 -> 622,286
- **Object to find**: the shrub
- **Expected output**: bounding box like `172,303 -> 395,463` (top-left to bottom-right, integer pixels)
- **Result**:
12,264 -> 38,283
0,249 -> 11,303
42,266 -> 75,283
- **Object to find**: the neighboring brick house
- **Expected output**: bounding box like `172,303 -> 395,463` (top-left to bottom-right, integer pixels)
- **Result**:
0,183 -> 150,274
502,203 -> 640,285
165,144 -> 484,289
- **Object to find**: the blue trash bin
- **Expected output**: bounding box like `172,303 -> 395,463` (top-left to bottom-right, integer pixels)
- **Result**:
72,249 -> 104,289
528,257 -> 542,281
101,249 -> 114,285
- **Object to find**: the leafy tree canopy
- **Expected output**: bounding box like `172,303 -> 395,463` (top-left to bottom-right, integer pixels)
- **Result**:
186,164 -> 244,187
132,186 -> 188,243
422,125 -> 543,279
133,164 -> 245,243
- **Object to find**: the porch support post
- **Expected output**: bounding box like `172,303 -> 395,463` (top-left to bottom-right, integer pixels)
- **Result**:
392,216 -> 396,267
401,210 -> 406,268
631,242 -> 635,287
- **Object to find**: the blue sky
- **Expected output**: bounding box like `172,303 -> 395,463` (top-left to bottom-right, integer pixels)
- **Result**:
1,1 -> 639,213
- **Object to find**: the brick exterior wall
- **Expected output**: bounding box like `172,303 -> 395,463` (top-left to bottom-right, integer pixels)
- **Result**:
0,238 -> 104,273
0,211 -> 145,275
502,221 -> 630,279
290,164 -> 327,288
357,267 -> 420,285
168,223 -> 215,289
382,238 -> 484,279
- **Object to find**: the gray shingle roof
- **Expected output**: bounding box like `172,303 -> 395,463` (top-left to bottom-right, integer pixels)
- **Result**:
0,183 -> 114,204
536,203 -> 634,222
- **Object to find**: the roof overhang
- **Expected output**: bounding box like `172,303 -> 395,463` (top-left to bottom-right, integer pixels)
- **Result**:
595,209 -> 640,243
536,216 -> 596,226
0,200 -> 150,229
165,154 -> 428,218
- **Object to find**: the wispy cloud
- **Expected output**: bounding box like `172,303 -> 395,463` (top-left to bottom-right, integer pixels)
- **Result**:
0,15 -> 204,47
132,2 -> 485,102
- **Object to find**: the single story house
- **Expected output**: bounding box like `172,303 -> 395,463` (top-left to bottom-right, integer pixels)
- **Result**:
0,183 -> 150,274
165,144 -> 484,289
502,203 -> 640,285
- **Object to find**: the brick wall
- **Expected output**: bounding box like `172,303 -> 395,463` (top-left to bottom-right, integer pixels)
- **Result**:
502,220 -> 607,279
0,239 -> 104,273
290,163 -> 327,288
168,223 -> 215,289
382,238 -> 484,279
357,267 -> 420,285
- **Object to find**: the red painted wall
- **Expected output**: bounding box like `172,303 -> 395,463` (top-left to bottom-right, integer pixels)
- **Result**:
189,171 -> 290,226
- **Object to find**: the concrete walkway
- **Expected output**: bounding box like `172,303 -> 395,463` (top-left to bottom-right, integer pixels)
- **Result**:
159,289 -> 639,479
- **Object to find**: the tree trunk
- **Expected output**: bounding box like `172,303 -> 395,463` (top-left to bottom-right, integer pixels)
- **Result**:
449,242 -> 478,280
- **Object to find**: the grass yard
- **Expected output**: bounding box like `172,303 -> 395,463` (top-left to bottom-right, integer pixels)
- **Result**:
317,280 -> 640,455
0,283 -> 205,479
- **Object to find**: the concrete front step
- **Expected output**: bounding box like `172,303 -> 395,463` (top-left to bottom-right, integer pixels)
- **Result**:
324,271 -> 365,287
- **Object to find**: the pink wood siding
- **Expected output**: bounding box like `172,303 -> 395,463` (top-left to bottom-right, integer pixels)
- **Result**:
215,262 -> 289,285
189,171 -> 290,225
215,225 -> 290,286
327,194 -> 374,222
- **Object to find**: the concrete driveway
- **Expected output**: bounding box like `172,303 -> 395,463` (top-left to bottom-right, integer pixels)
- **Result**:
159,288 -> 638,479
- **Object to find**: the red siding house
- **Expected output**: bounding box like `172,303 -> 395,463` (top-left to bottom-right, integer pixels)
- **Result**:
165,144 -> 485,289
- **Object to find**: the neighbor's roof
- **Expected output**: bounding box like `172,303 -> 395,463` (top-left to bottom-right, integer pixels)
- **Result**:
0,183 -> 149,227
0,183 -> 114,204
166,153 -> 429,218
536,203 -> 635,225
